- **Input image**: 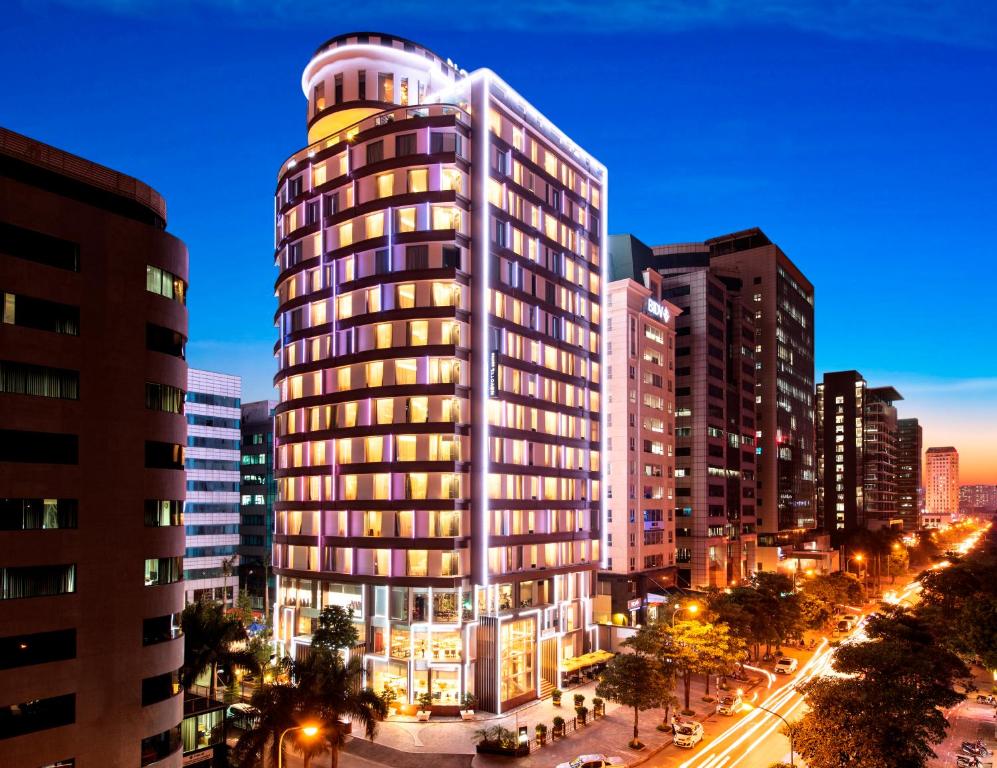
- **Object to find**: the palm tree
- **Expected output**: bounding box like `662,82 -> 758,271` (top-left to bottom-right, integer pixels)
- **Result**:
232,650 -> 387,768
221,555 -> 238,610
181,599 -> 259,702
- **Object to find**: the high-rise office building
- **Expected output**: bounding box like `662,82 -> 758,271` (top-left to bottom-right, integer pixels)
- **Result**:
649,229 -> 816,572
816,371 -> 902,545
896,418 -> 923,531
272,33 -> 606,713
184,369 -> 241,605
960,484 -> 997,514
1,128 -> 187,767
240,400 -> 277,611
612,235 -> 759,589
924,447 -> 959,525
598,269 -> 679,624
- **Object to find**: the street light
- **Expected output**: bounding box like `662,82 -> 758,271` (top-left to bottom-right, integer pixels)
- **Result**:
847,553 -> 864,578
671,602 -> 699,627
742,703 -> 795,767
278,723 -> 320,768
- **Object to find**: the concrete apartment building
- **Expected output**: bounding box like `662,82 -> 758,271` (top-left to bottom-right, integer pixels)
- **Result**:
611,234 -> 758,589
271,32 -> 606,713
896,418 -> 923,531
816,371 -> 903,545
924,446 -> 959,527
184,369 -> 241,605
239,400 -> 276,612
598,269 -> 679,625
1,128 -> 187,767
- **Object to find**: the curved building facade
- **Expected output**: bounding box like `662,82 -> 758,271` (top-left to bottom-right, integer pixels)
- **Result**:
273,32 -> 606,713
0,128 -> 187,767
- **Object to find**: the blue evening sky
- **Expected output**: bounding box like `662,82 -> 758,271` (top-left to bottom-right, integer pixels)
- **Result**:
2,1 -> 995,480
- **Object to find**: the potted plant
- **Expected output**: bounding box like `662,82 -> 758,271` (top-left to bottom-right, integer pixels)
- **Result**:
573,693 -> 586,708
552,716 -> 566,738
379,687 -> 398,714
416,691 -> 433,721
592,697 -> 604,717
552,688 -> 563,706
575,705 -> 589,725
536,723 -> 548,745
459,692 -> 477,721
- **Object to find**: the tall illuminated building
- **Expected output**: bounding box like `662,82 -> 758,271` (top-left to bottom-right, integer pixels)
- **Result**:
271,32 -> 606,713
896,418 -> 922,531
924,446 -> 959,527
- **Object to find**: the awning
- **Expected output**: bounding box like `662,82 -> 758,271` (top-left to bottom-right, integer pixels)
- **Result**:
647,593 -> 670,604
559,649 -> 615,672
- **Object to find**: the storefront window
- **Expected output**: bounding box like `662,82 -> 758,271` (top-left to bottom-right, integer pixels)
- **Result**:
500,618 -> 536,703
433,591 -> 459,623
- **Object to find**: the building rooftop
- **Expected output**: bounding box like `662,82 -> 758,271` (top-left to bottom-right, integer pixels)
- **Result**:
0,126 -> 166,223
927,446 -> 958,453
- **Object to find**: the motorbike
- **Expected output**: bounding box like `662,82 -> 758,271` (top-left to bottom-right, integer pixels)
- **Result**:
956,755 -> 981,768
976,694 -> 997,705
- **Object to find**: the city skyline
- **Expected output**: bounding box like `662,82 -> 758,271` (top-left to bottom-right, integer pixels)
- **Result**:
2,2 -> 995,482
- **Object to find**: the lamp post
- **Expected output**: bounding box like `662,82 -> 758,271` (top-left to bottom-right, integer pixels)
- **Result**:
847,553 -> 864,579
671,602 -> 699,627
278,724 -> 319,768
743,703 -> 795,767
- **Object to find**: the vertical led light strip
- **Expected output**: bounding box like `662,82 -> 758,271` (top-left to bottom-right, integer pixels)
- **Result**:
598,169 -> 609,572
476,73 -> 492,589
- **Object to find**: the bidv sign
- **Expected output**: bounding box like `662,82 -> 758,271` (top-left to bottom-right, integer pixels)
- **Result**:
645,298 -> 670,322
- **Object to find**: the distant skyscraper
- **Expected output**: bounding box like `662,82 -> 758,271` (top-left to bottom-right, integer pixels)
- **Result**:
600,268 -> 679,623
816,371 -> 902,545
924,447 -> 959,526
1,128 -> 187,767
272,32 -> 607,713
612,234 -> 759,588
960,484 -> 997,513
239,400 -> 276,611
185,369 -> 241,605
896,418 -> 923,531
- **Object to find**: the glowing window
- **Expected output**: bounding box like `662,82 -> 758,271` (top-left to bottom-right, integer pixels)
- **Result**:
432,207 -> 460,231
366,212 -> 385,239
337,294 -> 352,320
395,207 -> 417,233
397,435 -> 417,462
337,368 -> 351,391
376,174 -> 394,198
406,474 -> 428,501
375,323 -> 392,349
342,475 -> 357,501
407,168 -> 428,193
407,549 -> 428,576
367,286 -> 381,313
408,320 -> 428,346
374,473 -> 390,499
442,169 -> 463,193
395,359 -> 417,385
339,221 -> 353,247
366,361 -> 383,387
396,284 -> 416,309
407,396 -> 428,424
432,282 -> 457,307
341,401 -> 357,427
441,551 -> 460,576
366,436 -> 384,462
338,440 -> 352,463
375,399 -> 394,424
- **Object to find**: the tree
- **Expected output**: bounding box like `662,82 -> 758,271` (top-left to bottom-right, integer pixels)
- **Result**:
311,606 -> 360,654
622,622 -> 679,728
665,619 -> 737,713
697,621 -> 746,696
596,651 -> 671,747
789,607 -> 969,768
750,572 -> 804,653
181,599 -> 259,702
232,651 -> 387,768
233,589 -> 256,628
221,555 -> 238,610
802,572 -> 864,622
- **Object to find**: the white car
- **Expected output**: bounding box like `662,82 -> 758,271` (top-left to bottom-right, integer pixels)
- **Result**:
716,693 -> 743,715
673,721 -> 704,748
774,657 -> 798,675
556,754 -> 625,768
226,703 -> 260,728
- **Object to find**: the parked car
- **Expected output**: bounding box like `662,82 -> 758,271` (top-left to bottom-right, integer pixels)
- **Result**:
226,703 -> 260,729
716,693 -> 743,715
834,618 -> 854,633
673,721 -> 704,748
774,657 -> 798,675
556,754 -> 625,768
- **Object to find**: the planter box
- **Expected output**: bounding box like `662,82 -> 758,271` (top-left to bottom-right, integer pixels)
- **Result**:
475,743 -> 530,757
416,711 -> 431,722
460,710 -> 475,721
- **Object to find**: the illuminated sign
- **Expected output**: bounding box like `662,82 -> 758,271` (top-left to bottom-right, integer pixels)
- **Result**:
627,598 -> 642,611
645,299 -> 670,322
488,351 -> 498,397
